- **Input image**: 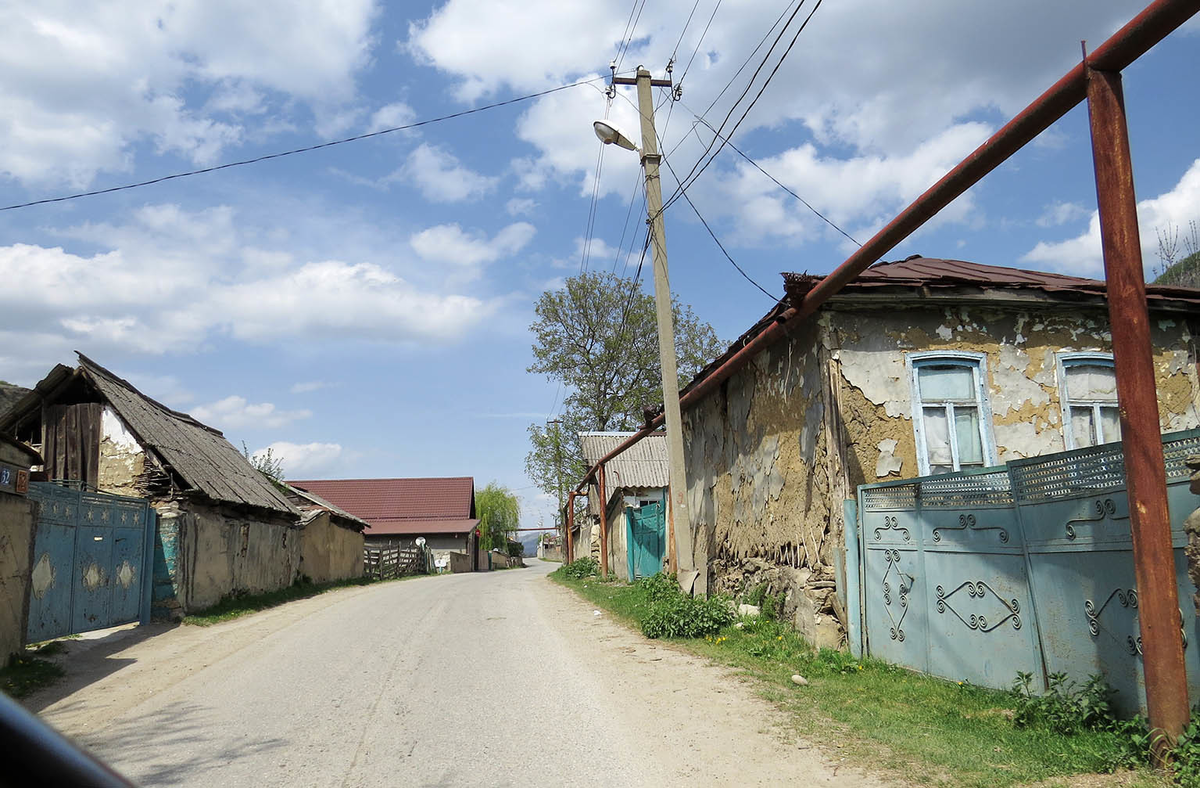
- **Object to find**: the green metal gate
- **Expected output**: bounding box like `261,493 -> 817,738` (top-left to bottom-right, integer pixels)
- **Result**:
626,502 -> 665,579
26,483 -> 155,643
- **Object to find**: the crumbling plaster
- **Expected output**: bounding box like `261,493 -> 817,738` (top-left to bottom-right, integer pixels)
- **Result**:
97,407 -> 146,497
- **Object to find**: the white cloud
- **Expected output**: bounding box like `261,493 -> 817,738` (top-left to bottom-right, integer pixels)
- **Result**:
506,198 -> 537,217
0,202 -> 510,364
399,142 -> 499,202
191,395 -> 312,429
291,380 -> 336,394
367,101 -> 416,133
1036,201 -> 1091,228
1022,158 -> 1200,277
710,122 -> 993,246
0,0 -> 379,187
409,222 -> 536,268
257,441 -> 343,478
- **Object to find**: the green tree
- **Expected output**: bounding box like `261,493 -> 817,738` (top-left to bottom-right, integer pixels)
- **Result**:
242,442 -> 285,483
476,482 -> 521,551
1154,221 -> 1200,288
525,271 -> 724,505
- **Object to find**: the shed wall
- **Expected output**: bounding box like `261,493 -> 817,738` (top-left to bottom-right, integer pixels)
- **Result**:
0,493 -> 35,658
299,513 -> 365,583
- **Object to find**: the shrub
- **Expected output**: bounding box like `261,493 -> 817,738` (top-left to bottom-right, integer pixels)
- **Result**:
637,572 -> 734,639
743,582 -> 784,621
1011,672 -> 1120,735
561,557 -> 599,579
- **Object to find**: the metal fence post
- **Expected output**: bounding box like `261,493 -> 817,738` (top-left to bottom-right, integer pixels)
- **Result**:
1086,63 -> 1190,753
598,464 -> 609,577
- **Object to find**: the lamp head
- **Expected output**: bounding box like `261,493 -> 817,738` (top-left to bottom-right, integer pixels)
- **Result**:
593,120 -> 637,152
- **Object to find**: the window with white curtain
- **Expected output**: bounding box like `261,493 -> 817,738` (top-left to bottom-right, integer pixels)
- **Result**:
1057,354 -> 1120,449
908,352 -> 996,476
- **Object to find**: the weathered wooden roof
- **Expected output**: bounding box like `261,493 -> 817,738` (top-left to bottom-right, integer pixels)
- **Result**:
0,381 -> 32,421
75,354 -> 297,517
285,484 -> 369,531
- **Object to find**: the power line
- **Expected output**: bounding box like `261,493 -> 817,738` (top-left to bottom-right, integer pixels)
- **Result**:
678,0 -> 724,85
664,0 -> 825,214
688,111 -> 861,246
614,0 -> 649,73
1,75 -> 614,213
611,171 -> 646,274
658,147 -> 778,300
670,0 -> 703,63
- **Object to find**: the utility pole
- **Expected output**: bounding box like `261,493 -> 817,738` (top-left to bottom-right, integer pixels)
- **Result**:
548,418 -> 565,559
609,66 -> 701,595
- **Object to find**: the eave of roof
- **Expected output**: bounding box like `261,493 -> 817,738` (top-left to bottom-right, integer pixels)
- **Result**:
364,518 -> 480,536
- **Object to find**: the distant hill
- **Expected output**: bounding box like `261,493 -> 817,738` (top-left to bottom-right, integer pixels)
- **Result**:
518,532 -> 549,556
0,381 -> 31,421
1153,250 -> 1200,289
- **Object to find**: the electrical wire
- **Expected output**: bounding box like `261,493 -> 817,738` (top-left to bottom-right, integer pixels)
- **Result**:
687,111 -> 861,246
678,0 -> 724,85
670,0 -> 703,64
614,0 -> 649,73
1,75 -> 615,213
663,0 -> 825,214
611,172 -> 647,275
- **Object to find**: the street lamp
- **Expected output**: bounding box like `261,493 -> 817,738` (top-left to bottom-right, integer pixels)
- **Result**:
591,66 -> 701,595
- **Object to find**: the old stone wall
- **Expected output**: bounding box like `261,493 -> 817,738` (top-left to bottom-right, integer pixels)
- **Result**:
682,319 -> 843,647
299,513 -> 365,584
0,493 -> 36,658
152,500 -> 301,615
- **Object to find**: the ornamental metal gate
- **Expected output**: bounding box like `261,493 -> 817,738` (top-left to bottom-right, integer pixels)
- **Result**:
25,483 -> 155,643
858,429 -> 1200,714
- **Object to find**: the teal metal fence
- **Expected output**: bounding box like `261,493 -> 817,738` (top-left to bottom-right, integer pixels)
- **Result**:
856,429 -> 1200,714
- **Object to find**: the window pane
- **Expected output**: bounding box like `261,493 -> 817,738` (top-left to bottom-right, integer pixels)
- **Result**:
924,406 -> 953,471
918,365 -> 975,401
1099,406 -> 1122,444
954,407 -> 983,465
1070,406 -> 1097,448
1065,363 -> 1117,402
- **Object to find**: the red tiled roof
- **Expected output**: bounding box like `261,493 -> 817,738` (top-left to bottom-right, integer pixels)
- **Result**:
286,477 -> 475,531
364,518 -> 480,536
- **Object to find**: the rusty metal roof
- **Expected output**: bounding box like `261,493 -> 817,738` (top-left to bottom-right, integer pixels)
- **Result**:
580,431 -> 668,508
783,256 -> 1200,306
360,518 -> 480,537
285,484 -> 369,532
287,477 -> 476,534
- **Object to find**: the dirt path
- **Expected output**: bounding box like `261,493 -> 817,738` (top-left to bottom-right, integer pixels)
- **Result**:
27,562 -> 889,787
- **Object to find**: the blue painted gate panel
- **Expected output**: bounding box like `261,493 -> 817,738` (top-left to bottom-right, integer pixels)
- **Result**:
627,503 -> 665,579
26,484 -> 152,643
859,429 -> 1200,714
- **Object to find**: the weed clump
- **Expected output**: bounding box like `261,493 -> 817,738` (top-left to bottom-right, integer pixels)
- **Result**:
559,557 -> 600,580
637,572 -> 733,639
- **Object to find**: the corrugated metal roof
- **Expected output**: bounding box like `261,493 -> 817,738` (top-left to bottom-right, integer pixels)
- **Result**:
580,432 -> 668,506
783,256 -> 1200,306
362,518 -> 480,536
287,477 -> 476,532
76,355 -> 298,516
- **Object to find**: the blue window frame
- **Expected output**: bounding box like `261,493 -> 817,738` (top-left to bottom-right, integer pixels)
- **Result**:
907,351 -> 997,476
1056,352 -> 1120,449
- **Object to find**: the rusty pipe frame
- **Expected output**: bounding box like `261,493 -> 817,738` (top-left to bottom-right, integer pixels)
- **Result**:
565,490 -> 577,564
567,0 -> 1199,494
598,464 -> 610,577
1087,64 -> 1189,749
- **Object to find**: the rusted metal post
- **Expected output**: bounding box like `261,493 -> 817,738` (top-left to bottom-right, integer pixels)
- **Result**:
565,491 -> 576,564
597,464 -> 610,577
1086,64 -> 1190,753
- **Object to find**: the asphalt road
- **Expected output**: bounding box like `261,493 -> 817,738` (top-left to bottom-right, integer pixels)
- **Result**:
32,561 -> 882,787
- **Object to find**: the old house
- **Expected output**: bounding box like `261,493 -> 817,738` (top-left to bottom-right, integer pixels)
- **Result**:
579,432 -> 669,580
0,354 -> 307,616
678,256 -> 1200,649
288,477 -> 480,569
282,485 -> 367,583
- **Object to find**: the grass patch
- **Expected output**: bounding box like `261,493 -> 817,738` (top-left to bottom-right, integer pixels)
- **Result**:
184,573 -> 431,626
552,572 -> 1169,788
1,653 -> 65,699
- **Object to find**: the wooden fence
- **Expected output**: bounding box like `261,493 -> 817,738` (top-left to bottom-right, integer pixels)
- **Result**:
364,543 -> 431,580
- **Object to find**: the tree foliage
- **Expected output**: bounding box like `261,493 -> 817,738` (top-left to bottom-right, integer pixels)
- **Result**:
476,482 -> 521,551
242,442 -> 285,482
525,271 -> 724,507
1154,221 -> 1200,288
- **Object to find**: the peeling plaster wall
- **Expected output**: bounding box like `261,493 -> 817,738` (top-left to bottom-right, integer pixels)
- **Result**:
829,305 -> 1200,490
299,513 -> 365,584
682,300 -> 1199,650
682,320 -> 844,647
97,407 -> 146,497
0,493 -> 36,659
151,500 -> 301,616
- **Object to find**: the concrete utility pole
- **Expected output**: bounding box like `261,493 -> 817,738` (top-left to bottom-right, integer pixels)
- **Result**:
548,418 -> 565,560
609,66 -> 701,595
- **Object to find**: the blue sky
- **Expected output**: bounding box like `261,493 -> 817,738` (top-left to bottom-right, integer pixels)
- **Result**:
1,0 -> 1197,530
